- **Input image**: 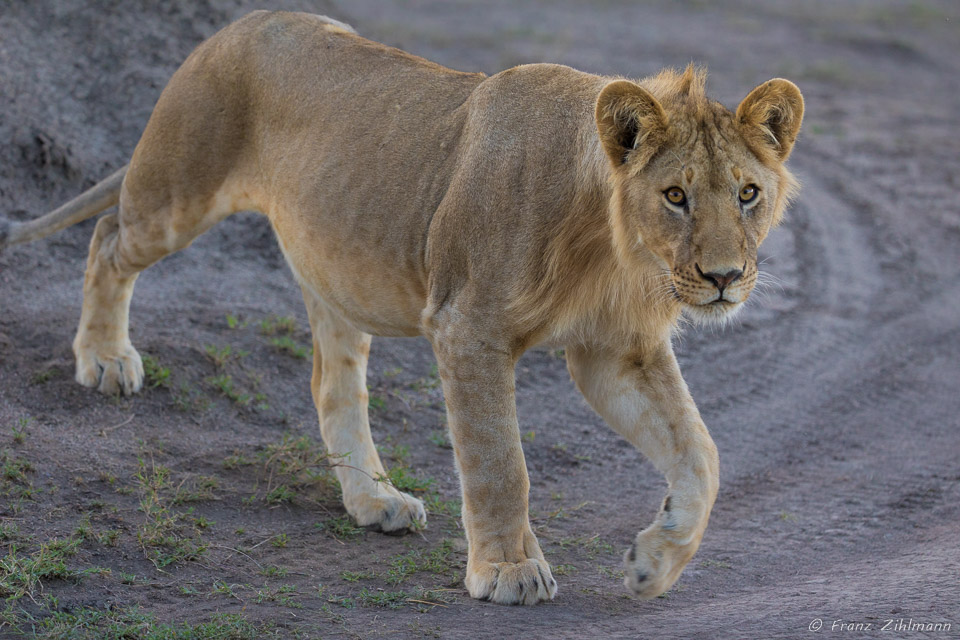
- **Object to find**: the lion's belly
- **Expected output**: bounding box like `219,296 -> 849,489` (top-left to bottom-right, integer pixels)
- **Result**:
269,207 -> 428,338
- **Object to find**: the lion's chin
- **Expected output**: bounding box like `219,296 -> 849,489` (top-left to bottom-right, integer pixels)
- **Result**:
680,299 -> 745,326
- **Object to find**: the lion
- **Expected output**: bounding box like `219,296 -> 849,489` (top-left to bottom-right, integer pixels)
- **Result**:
0,11 -> 803,605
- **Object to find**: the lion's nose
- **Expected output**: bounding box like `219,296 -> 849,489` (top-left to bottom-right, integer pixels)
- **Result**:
696,265 -> 743,292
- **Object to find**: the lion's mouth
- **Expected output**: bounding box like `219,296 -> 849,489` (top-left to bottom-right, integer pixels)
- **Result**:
678,296 -> 743,326
706,298 -> 735,308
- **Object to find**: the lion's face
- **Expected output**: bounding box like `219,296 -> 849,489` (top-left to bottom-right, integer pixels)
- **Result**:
620,123 -> 782,324
596,71 -> 803,325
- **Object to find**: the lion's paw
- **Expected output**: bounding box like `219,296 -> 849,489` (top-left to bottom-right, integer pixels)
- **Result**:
75,344 -> 144,396
623,527 -> 694,599
466,558 -> 557,605
347,487 -> 426,533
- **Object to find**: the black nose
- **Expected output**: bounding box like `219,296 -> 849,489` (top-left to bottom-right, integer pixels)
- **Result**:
697,265 -> 743,292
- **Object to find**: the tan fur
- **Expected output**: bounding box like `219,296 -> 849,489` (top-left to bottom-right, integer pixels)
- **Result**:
6,12 -> 802,604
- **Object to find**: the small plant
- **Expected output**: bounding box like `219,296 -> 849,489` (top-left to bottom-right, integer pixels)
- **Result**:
204,344 -> 247,368
1,449 -> 33,485
378,467 -> 433,493
381,443 -> 410,465
141,354 -> 171,388
357,587 -> 410,609
256,584 -> 302,608
428,430 -> 451,449
271,533 -> 288,548
172,475 -> 219,504
30,367 -> 59,385
367,392 -> 387,411
340,570 -> 372,583
96,529 -> 120,547
316,515 -> 364,541
422,493 -> 461,520
11,418 -> 30,445
223,452 -> 255,469
700,558 -> 733,569
207,374 -> 251,406
211,580 -> 237,597
259,315 -> 298,336
172,381 -> 211,413
411,365 -> 441,392
0,526 -> 110,602
0,523 -> 22,542
265,484 -> 296,504
225,313 -> 248,329
522,430 -> 536,443
133,457 -> 208,569
557,534 -> 617,558
257,434 -> 340,503
384,539 -> 458,586
268,335 -> 310,359
259,565 -> 288,578
597,564 -> 624,579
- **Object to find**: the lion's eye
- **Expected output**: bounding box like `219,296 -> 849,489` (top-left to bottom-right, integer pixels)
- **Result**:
739,184 -> 758,204
664,187 -> 687,206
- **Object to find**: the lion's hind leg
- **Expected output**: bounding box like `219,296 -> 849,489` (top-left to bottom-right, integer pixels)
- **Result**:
73,211 -> 145,395
301,287 -> 426,533
73,179 -> 229,395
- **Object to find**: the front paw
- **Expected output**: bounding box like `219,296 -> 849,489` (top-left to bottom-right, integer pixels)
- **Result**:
623,526 -> 699,599
466,557 -> 557,605
345,486 -> 426,533
74,343 -> 144,396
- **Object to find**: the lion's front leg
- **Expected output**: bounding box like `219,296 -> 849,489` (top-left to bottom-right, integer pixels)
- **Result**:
428,317 -> 556,605
566,340 -> 719,599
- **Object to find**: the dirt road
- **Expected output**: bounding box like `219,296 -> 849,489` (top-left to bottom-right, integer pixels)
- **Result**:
1,1 -> 958,637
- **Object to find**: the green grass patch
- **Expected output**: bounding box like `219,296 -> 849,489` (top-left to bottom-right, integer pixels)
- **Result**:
1,448 -> 36,512
252,434 -> 341,505
258,315 -> 298,336
133,458 -> 208,570
141,354 -> 171,389
0,607 -> 280,640
206,374 -> 251,406
316,515 -> 364,541
30,367 -> 60,385
268,335 -> 310,359
377,466 -> 433,493
384,539 -> 458,586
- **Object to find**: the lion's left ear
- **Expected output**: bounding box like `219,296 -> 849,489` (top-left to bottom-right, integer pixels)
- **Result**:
736,78 -> 804,162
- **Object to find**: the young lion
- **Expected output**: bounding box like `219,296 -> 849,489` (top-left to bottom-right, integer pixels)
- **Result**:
0,11 -> 802,604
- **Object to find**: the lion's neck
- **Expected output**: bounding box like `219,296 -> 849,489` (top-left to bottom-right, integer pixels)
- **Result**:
514,146 -> 680,350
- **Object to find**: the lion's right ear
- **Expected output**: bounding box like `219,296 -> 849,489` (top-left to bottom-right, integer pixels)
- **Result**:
595,80 -> 668,168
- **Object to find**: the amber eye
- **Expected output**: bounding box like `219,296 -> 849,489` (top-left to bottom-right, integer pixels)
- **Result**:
664,187 -> 687,206
739,184 -> 759,204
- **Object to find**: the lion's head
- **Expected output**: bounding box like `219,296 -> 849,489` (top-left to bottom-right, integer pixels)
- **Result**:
595,66 -> 803,325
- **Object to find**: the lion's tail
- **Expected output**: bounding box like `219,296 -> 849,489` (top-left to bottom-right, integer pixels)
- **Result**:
0,165 -> 128,251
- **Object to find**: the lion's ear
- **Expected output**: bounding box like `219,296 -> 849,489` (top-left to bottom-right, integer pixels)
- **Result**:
736,78 -> 804,162
595,80 -> 668,168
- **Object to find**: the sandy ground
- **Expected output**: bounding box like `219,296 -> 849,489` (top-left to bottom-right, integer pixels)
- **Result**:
1,1 -> 959,638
